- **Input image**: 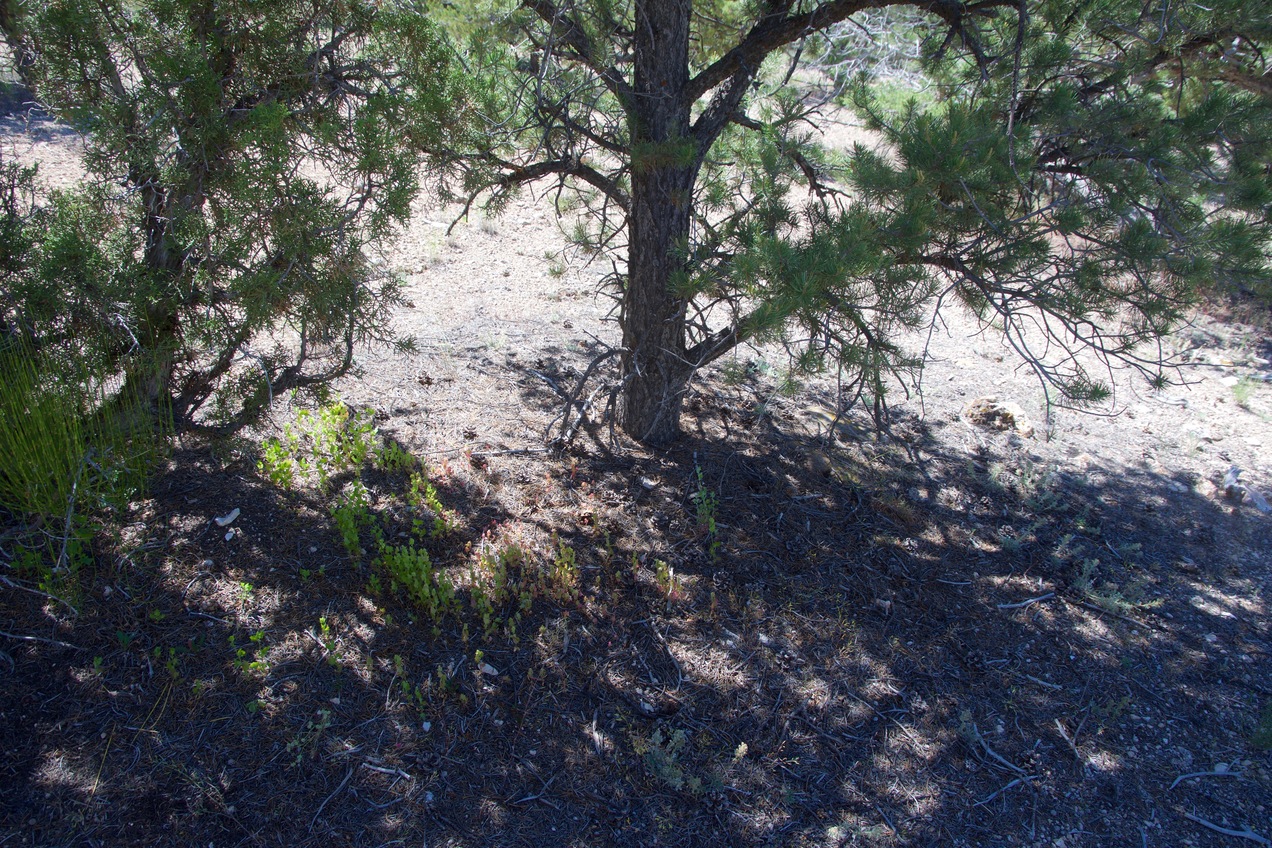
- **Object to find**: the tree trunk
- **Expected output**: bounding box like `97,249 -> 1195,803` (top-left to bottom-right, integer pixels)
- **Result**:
0,0 -> 36,93
122,178 -> 188,421
619,0 -> 697,447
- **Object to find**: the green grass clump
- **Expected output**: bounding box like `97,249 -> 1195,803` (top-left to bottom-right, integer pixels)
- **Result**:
0,337 -> 158,579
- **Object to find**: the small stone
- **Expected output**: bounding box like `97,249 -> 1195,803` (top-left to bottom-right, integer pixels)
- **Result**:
807,450 -> 832,476
964,396 -> 1034,437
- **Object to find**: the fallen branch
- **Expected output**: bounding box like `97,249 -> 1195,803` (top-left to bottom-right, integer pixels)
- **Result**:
843,687 -> 924,747
0,628 -> 81,650
1170,769 -> 1243,791
1054,717 -> 1089,766
1183,812 -> 1270,846
510,772 -> 558,805
310,766 -> 354,831
0,575 -> 79,616
974,775 -> 1035,807
962,712 -> 1027,775
997,592 -> 1054,610
360,763 -> 413,780
1023,674 -> 1062,690
1066,596 -> 1162,630
546,346 -> 626,448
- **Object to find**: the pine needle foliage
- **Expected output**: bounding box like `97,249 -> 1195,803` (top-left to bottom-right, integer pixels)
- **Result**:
18,0 -> 472,428
445,0 -> 1271,443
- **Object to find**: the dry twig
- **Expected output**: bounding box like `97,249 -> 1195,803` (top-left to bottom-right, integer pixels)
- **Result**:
310,766 -> 354,831
1183,813 -> 1270,846
1170,769 -> 1243,791
997,592 -> 1054,610
1054,718 -> 1089,766
975,775 -> 1035,807
0,627 -> 80,650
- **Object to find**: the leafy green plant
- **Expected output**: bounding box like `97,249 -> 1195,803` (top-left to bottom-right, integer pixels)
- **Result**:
1091,695 -> 1133,732
654,559 -> 684,604
331,481 -> 373,560
317,617 -> 340,668
230,630 -> 269,676
286,708 -> 334,767
258,436 -> 298,488
260,401 -> 378,490
637,727 -> 702,793
310,404 -> 377,486
1072,556 -> 1160,614
691,463 -> 721,563
153,645 -> 181,680
467,539 -> 534,641
1233,376 -> 1259,409
378,541 -> 457,626
407,469 -> 456,538
547,533 -> 581,605
376,439 -> 417,472
391,654 -> 430,716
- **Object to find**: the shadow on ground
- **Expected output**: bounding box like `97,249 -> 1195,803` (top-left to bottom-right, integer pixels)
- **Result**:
2,342 -> 1270,848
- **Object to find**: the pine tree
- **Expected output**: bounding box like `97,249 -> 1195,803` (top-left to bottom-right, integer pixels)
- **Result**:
14,0 -> 470,426
451,0 -> 1271,445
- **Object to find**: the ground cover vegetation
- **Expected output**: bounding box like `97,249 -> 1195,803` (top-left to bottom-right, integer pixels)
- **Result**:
0,0 -> 1271,845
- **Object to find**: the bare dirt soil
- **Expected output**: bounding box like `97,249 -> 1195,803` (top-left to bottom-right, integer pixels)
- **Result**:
2,102 -> 1271,848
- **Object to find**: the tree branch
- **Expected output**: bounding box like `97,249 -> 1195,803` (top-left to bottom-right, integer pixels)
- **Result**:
449,154 -> 629,233
520,0 -> 634,104
688,0 -> 918,102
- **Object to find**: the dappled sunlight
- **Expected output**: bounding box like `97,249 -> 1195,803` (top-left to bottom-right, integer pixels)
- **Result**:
1187,585 -> 1267,622
35,750 -> 95,798
5,375 -> 1270,844
4,51 -> 1270,846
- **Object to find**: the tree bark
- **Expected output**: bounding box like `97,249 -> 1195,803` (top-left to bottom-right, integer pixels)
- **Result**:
619,0 -> 697,446
0,0 -> 36,92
